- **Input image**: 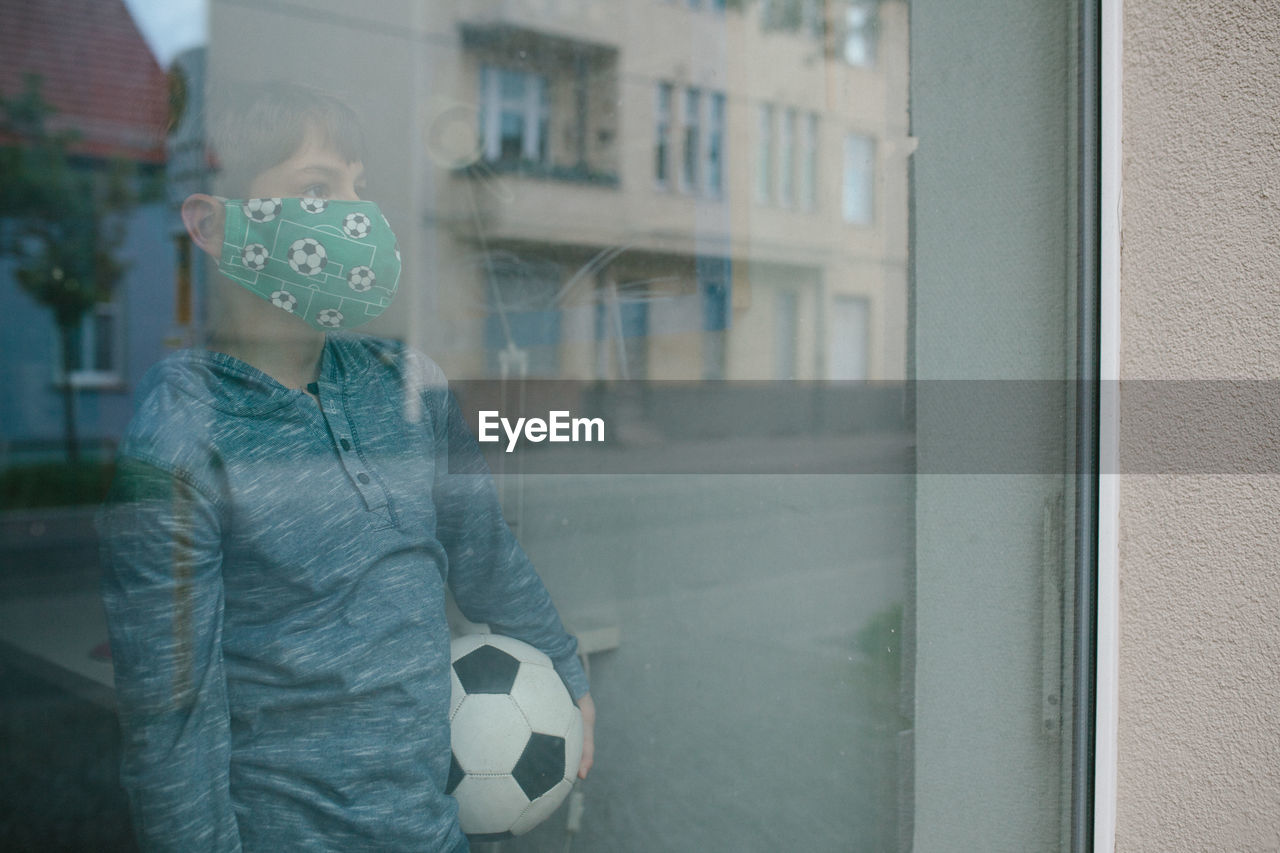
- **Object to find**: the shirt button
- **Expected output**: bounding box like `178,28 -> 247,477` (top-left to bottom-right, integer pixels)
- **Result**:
340,438 -> 352,451
357,472 -> 371,484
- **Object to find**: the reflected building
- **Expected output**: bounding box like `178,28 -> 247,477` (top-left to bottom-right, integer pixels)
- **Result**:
205,0 -> 908,381
0,0 -> 174,461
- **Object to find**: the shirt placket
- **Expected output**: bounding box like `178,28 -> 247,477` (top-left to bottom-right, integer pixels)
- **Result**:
307,380 -> 394,525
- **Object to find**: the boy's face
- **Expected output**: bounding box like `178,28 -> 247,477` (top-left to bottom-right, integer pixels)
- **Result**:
182,127 -> 366,260
248,131 -> 366,202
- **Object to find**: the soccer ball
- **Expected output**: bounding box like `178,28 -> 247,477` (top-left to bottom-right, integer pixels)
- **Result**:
343,212 -> 372,239
288,238 -> 327,276
448,633 -> 583,840
316,308 -> 344,328
348,265 -> 376,292
299,197 -> 328,214
269,291 -> 297,313
242,243 -> 269,271
244,197 -> 282,222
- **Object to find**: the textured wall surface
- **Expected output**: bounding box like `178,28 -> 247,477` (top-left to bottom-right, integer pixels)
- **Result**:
1119,0 -> 1280,850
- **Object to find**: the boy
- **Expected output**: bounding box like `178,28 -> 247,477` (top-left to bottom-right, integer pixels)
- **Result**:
98,84 -> 593,852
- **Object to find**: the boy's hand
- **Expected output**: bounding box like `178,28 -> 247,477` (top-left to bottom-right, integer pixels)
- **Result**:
576,693 -> 595,779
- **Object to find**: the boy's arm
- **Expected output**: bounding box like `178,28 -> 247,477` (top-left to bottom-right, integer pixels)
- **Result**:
431,387 -> 594,775
98,458 -> 242,852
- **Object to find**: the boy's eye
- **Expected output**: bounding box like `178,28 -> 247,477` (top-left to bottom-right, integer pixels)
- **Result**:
301,183 -> 328,198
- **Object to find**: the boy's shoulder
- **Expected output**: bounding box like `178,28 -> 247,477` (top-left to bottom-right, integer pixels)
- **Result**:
329,333 -> 449,393
114,349 -> 262,490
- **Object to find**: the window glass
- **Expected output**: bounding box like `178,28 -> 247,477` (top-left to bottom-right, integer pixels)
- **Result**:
844,1 -> 878,67
779,107 -> 797,207
0,1 -> 1090,851
756,102 -> 774,203
843,133 -> 875,224
681,87 -> 702,192
655,82 -> 673,187
707,92 -> 726,197
800,111 -> 819,211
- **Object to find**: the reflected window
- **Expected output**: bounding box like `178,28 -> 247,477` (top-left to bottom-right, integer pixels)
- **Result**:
779,107 -> 797,207
479,65 -> 550,165
842,133 -> 875,224
655,82 -> 673,187
800,111 -> 819,211
774,289 -> 799,379
756,103 -> 774,203
681,87 -> 702,193
843,1 -> 878,68
61,299 -> 123,388
707,92 -> 726,197
829,295 -> 869,380
484,257 -> 565,379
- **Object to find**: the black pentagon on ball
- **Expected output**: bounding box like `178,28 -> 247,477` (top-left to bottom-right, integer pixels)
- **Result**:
453,644 -> 521,694
511,732 -> 566,800
446,753 -> 465,795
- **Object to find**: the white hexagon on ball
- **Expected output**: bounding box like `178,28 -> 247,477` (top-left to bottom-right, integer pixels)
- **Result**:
510,663 -> 579,741
452,775 -> 532,839
451,694 -> 531,775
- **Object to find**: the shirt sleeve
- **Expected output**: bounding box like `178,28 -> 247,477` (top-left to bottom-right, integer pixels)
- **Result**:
430,388 -> 590,701
98,457 -> 243,852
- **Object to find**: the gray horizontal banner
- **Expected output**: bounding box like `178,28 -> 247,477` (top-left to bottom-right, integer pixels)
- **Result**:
445,380 -> 1280,475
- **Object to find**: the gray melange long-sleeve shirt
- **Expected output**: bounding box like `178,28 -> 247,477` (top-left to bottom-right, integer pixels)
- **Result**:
98,334 -> 588,852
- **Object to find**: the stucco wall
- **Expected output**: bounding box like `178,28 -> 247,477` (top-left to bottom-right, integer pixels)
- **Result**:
1118,0 -> 1280,850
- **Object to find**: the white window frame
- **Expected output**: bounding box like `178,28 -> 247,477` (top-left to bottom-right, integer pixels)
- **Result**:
1095,0 -> 1122,847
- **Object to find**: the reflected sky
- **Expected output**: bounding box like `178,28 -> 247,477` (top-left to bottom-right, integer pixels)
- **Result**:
122,0 -> 206,66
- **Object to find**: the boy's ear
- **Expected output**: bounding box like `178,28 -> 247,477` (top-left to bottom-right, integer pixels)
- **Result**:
181,194 -> 227,259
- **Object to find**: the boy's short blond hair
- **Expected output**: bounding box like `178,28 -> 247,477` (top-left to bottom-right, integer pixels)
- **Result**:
209,82 -> 366,196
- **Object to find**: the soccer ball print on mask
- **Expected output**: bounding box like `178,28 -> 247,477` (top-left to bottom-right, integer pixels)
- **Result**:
217,197 -> 402,331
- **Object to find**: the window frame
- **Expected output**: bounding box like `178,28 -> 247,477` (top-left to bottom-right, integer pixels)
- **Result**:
54,297 -> 126,390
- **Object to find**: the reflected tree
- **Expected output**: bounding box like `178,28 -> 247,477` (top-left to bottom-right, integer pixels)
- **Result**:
0,74 -> 135,462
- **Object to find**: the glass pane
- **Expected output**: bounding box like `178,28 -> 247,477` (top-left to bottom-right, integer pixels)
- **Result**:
0,1 -> 1086,851
92,309 -> 115,372
843,134 -> 875,224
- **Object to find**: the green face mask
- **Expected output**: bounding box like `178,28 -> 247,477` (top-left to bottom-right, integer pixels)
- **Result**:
218,197 -> 402,330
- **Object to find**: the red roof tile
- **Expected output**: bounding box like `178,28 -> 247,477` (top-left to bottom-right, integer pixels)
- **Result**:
0,0 -> 170,163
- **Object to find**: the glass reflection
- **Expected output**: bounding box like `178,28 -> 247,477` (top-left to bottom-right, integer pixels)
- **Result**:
0,0 -> 961,850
